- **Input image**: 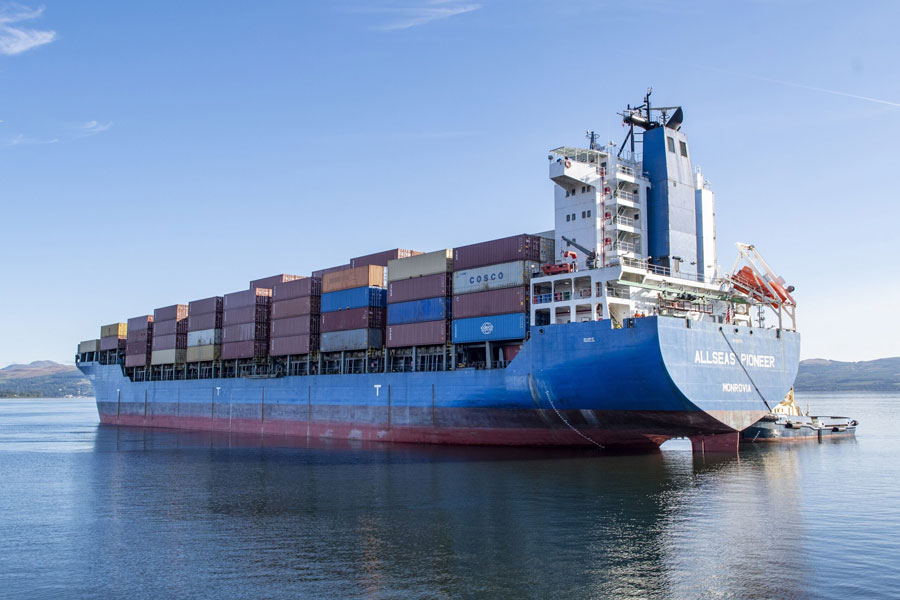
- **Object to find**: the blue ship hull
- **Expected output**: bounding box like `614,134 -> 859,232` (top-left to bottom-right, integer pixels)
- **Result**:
79,317 -> 800,451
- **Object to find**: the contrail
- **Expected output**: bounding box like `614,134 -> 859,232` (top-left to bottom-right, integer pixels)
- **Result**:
750,75 -> 900,108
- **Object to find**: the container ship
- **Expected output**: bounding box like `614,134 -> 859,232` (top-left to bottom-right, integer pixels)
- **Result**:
77,91 -> 801,453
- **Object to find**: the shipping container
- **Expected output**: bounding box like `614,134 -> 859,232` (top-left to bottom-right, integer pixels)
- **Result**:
273,277 -> 321,300
249,273 -> 303,290
79,339 -> 100,353
322,265 -> 386,294
386,249 -> 453,282
187,328 -> 222,347
453,234 -> 542,271
386,297 -> 450,325
125,353 -> 150,368
100,336 -> 127,351
386,321 -> 448,348
321,328 -> 383,352
221,341 -> 268,360
503,343 -> 523,362
351,248 -> 421,268
271,296 -> 320,319
452,313 -> 528,344
270,315 -> 318,337
127,329 -> 150,342
387,273 -> 450,304
125,340 -> 151,355
452,287 -> 528,319
153,318 -> 188,336
152,333 -> 186,351
320,307 -> 385,333
188,296 -> 223,316
127,315 -> 153,331
223,288 -> 272,310
223,305 -> 269,325
100,323 -> 127,338
186,344 -> 221,363
538,236 -> 556,264
223,323 -> 268,343
269,335 -> 319,356
311,264 -> 351,279
188,312 -> 223,331
452,261 -> 539,295
154,304 -> 188,322
151,349 -> 185,365
321,286 -> 387,313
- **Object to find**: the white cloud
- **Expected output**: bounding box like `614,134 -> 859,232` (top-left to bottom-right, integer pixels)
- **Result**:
80,120 -> 113,135
0,3 -> 56,56
368,0 -> 480,31
8,133 -> 58,146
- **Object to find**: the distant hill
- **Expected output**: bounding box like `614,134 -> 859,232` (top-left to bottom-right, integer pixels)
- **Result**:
794,357 -> 900,392
0,361 -> 92,398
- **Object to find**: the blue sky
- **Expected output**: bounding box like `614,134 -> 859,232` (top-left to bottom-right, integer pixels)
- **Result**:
1,0 -> 898,366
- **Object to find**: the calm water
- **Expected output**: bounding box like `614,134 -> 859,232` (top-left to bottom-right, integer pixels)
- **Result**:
0,393 -> 897,600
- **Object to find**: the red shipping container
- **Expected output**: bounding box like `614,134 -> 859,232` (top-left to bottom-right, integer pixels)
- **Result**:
223,305 -> 269,325
153,318 -> 188,336
320,307 -> 385,333
311,264 -> 351,279
453,234 -> 541,271
273,277 -> 321,300
452,287 -> 528,319
386,321 -> 448,348
223,323 -> 268,343
188,296 -> 223,315
127,315 -> 153,331
126,340 -> 151,355
503,343 -> 522,362
126,329 -> 150,344
100,336 -> 127,351
249,273 -> 303,290
154,304 -> 188,322
270,316 -> 318,337
221,341 -> 268,360
223,288 -> 272,310
351,248 -> 421,268
125,353 -> 150,367
387,273 -> 450,304
269,335 -> 319,356
188,312 -> 223,331
271,296 -> 319,319
152,333 -> 186,350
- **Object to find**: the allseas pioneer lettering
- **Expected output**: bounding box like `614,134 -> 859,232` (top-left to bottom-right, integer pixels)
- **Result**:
694,350 -> 776,369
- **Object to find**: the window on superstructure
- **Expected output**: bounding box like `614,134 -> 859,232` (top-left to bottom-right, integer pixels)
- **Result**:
571,213 -> 576,221
587,210 -> 591,217
566,190 -> 570,197
679,141 -> 688,157
581,186 -> 586,193
582,211 -> 586,218
667,137 -> 675,153
566,214 -> 570,222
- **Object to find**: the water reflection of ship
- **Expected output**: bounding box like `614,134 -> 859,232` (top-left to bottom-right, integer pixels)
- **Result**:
89,426 -> 814,598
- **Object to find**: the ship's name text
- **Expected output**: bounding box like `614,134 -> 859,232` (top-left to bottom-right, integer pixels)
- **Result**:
694,351 -> 775,368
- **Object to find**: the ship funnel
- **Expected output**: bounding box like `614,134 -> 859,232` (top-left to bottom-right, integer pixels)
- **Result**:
665,106 -> 683,131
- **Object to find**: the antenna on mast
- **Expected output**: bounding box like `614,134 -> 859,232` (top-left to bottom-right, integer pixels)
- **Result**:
585,130 -> 599,150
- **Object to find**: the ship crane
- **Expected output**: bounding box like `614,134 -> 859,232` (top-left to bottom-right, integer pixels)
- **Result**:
561,236 -> 598,270
726,243 -> 797,330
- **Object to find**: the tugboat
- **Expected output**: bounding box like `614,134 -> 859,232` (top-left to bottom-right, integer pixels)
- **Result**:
741,388 -> 858,443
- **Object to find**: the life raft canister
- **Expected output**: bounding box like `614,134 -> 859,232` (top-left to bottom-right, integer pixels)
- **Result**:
564,160 -> 572,168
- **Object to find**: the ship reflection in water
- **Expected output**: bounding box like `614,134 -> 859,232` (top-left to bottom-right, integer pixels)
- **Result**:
2,396 -> 894,600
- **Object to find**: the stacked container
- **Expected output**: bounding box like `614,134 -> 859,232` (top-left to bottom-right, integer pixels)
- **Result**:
451,234 -> 540,345
78,339 -> 100,361
320,265 -> 387,352
249,273 -> 303,290
222,288 -> 272,360
151,305 -> 188,365
269,277 -> 322,356
351,248 -> 421,268
385,249 -> 453,348
186,296 -> 223,363
99,323 -> 127,352
125,315 -> 153,367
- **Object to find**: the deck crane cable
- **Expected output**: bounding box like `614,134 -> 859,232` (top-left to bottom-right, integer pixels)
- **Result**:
718,329 -> 772,412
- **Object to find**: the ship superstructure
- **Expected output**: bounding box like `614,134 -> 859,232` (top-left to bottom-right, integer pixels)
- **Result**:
76,92 -> 801,453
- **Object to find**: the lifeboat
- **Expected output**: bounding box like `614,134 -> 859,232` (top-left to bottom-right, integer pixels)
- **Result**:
732,266 -> 790,307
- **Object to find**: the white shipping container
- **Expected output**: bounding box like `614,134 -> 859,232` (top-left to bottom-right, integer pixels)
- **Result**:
387,249 -> 453,282
151,349 -> 185,365
452,261 -> 540,295
187,328 -> 222,347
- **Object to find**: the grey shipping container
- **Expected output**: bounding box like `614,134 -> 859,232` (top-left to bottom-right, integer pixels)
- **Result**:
320,307 -> 385,333
273,277 -> 321,300
221,341 -> 268,360
151,349 -> 185,365
249,273 -> 303,290
453,234 -> 542,271
387,273 -> 450,304
270,315 -> 318,337
386,321 -> 448,348
187,329 -> 222,347
154,304 -> 188,322
321,328 -> 383,352
452,286 -> 528,319
188,296 -> 223,315
271,296 -> 320,319
351,248 -> 421,268
452,261 -> 539,295
127,315 -> 153,331
79,339 -> 100,353
269,335 -> 319,356
223,288 -> 272,310
386,249 -> 453,282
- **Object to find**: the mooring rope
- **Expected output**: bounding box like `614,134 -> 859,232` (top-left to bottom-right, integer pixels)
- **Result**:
718,328 -> 772,412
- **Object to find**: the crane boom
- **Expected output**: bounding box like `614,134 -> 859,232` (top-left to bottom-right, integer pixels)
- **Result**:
561,236 -> 597,269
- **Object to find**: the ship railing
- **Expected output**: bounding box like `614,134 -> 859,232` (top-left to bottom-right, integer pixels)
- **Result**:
533,293 -> 553,304
610,241 -> 637,254
609,214 -> 635,227
620,256 -> 720,285
606,285 -> 631,299
612,189 -> 637,203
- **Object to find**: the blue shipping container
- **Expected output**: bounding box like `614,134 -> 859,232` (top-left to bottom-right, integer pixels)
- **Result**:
321,286 -> 387,313
452,312 -> 527,343
387,297 -> 450,326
